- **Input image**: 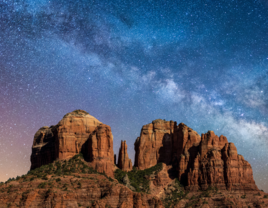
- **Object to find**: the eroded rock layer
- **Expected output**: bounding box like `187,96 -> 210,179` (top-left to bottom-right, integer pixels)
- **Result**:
134,119 -> 258,191
30,110 -> 114,176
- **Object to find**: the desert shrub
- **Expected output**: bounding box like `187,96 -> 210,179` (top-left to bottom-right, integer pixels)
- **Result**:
37,173 -> 43,178
115,163 -> 163,193
175,178 -> 182,187
163,186 -> 186,208
6,177 -> 15,183
38,182 -> 47,189
56,178 -> 61,182
264,195 -> 268,198
204,191 -> 210,197
21,190 -> 30,201
72,153 -> 84,160
70,167 -> 76,173
185,200 -> 198,208
241,194 -> 246,199
190,195 -> 196,200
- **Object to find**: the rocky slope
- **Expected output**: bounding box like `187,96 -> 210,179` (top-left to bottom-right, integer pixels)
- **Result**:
0,155 -> 163,208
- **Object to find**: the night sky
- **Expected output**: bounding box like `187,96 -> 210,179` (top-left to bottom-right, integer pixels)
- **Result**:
1,0 -> 268,191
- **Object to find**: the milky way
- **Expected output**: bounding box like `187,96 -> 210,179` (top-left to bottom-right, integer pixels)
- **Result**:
1,0 -> 268,191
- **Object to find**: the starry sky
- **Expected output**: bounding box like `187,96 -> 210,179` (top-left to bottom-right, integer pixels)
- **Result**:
1,0 -> 268,191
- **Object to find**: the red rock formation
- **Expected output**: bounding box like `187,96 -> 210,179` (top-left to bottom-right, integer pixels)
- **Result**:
30,110 -> 114,177
88,124 -> 114,177
31,112 -> 258,191
55,110 -> 102,160
134,120 -> 258,191
134,119 -> 175,170
223,142 -> 257,191
184,130 -> 228,190
118,140 -> 132,172
175,123 -> 201,184
186,133 -> 258,191
30,126 -> 56,170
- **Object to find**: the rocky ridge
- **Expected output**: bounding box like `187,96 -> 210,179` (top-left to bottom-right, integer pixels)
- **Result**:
134,120 -> 257,191
0,155 -> 163,208
2,110 -> 264,208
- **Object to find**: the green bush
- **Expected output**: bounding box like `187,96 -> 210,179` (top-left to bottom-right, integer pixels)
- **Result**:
115,163 -> 163,193
38,182 -> 47,189
21,190 -> 30,201
45,189 -> 51,199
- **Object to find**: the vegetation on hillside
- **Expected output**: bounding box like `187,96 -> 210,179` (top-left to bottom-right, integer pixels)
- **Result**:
63,109 -> 89,117
4,153 -> 113,184
114,163 -> 163,193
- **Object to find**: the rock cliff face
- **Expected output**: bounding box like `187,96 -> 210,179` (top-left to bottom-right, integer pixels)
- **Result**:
30,126 -> 57,170
87,124 -> 114,177
31,111 -> 258,191
134,119 -> 258,191
118,140 -> 132,172
30,110 -> 114,177
134,119 -> 176,170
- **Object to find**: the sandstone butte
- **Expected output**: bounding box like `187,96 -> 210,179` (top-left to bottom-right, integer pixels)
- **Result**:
30,110 -> 114,177
134,119 -> 258,191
